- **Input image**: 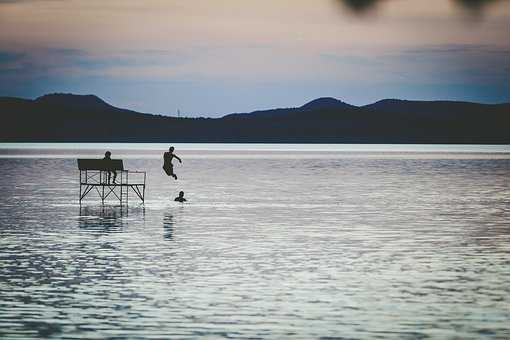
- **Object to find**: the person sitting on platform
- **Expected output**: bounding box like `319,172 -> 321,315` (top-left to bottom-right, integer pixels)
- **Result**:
103,151 -> 117,184
174,191 -> 187,202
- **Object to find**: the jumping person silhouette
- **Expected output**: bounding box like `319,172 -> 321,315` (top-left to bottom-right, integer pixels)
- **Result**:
163,146 -> 182,180
103,151 -> 117,184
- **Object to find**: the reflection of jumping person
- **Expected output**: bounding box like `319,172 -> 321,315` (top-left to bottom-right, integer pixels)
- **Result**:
103,151 -> 117,184
163,146 -> 182,180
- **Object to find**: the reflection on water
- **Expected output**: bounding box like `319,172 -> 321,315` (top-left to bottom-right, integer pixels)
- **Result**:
0,147 -> 509,338
163,212 -> 174,240
78,206 -> 126,233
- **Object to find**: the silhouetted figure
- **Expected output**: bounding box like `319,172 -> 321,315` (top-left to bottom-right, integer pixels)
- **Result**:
174,191 -> 186,202
103,151 -> 117,184
163,146 -> 182,180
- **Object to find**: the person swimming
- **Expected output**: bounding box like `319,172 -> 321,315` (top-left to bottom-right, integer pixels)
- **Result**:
174,191 -> 187,202
163,146 -> 182,180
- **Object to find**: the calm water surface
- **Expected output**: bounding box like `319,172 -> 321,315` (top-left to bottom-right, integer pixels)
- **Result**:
0,144 -> 509,339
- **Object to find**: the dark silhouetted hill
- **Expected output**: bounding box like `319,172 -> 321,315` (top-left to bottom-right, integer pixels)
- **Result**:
1,93 -> 509,143
35,93 -> 112,111
223,97 -> 356,119
300,97 -> 356,111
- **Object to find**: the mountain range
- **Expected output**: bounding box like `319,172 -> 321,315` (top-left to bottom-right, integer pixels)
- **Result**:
1,93 -> 509,143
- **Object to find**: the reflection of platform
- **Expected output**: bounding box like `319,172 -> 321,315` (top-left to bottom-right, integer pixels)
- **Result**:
78,205 -> 125,231
78,159 -> 146,205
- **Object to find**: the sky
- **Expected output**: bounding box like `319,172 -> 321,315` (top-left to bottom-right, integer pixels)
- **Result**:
0,0 -> 509,117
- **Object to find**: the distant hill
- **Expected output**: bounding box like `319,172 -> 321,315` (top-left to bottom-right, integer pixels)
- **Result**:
223,97 -> 356,119
1,93 -> 509,143
35,93 -> 113,111
301,97 -> 356,111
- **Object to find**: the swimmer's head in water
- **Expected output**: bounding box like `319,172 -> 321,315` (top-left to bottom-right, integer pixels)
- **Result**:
179,191 -> 184,197
105,151 -> 111,158
169,146 -> 175,152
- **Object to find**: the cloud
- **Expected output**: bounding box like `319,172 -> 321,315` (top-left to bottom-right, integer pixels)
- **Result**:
320,44 -> 510,86
0,51 -> 24,64
0,47 -> 186,75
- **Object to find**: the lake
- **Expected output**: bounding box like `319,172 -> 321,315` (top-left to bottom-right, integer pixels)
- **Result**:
1,143 -> 509,339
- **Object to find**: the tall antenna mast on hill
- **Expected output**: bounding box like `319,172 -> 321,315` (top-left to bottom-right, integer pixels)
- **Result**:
177,109 -> 181,118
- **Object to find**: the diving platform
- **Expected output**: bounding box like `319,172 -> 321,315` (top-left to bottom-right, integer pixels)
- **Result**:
78,159 -> 146,205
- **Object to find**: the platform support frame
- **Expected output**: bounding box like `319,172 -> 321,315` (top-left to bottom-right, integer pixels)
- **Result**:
79,169 -> 146,206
